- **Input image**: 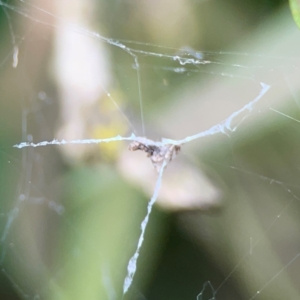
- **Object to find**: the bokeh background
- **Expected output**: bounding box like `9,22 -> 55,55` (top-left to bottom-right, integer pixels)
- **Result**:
1,0 -> 300,299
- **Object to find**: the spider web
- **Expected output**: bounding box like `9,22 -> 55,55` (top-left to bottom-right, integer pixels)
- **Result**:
1,0 -> 300,299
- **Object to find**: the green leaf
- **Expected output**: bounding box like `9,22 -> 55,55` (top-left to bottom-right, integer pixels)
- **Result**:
289,0 -> 300,28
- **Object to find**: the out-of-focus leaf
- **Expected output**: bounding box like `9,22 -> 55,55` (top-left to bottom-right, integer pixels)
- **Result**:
289,0 -> 300,29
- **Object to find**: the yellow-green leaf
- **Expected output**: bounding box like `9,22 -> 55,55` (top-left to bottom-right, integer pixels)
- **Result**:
289,0 -> 300,28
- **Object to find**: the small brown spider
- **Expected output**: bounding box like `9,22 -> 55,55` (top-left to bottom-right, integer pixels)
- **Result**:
129,140 -> 181,172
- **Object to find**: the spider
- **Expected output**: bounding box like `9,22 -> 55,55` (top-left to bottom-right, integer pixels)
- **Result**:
128,140 -> 181,172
